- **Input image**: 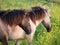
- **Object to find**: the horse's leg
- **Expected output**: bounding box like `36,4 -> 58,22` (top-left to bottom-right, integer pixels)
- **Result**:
2,36 -> 8,45
15,40 -> 20,45
27,35 -> 33,45
28,40 -> 32,45
2,41 -> 8,45
26,33 -> 35,45
27,29 -> 35,45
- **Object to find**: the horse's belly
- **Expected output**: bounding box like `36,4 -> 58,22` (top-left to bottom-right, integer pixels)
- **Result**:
8,25 -> 25,40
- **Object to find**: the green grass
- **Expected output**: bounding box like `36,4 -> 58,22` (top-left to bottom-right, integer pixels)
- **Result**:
0,0 -> 60,45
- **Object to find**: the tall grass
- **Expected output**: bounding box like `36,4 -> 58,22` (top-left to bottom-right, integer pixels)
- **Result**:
0,0 -> 60,45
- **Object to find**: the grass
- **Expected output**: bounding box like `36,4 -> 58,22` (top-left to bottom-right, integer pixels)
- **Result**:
0,0 -> 60,45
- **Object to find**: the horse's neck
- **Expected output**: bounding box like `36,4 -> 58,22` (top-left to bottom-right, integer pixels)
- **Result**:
36,19 -> 43,26
29,19 -> 41,31
36,21 -> 40,26
29,19 -> 43,30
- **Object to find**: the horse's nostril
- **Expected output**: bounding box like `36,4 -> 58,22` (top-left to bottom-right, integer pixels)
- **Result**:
47,26 -> 52,32
25,29 -> 31,35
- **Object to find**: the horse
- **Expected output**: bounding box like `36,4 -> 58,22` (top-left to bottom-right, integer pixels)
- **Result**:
15,6 -> 52,45
0,9 -> 32,45
0,6 -> 52,45
0,9 -> 32,34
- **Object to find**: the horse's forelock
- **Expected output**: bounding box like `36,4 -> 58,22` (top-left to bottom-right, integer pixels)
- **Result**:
31,6 -> 45,19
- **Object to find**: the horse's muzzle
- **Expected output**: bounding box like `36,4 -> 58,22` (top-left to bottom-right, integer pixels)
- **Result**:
25,29 -> 31,35
46,26 -> 52,32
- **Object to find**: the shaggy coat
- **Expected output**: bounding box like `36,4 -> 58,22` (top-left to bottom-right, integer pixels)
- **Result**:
0,6 -> 51,45
0,10 -> 31,34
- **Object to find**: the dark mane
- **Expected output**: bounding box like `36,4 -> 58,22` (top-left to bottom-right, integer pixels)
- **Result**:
0,10 -> 8,17
1,9 -> 26,26
0,7 -> 46,25
0,7 -> 47,35
28,6 -> 46,23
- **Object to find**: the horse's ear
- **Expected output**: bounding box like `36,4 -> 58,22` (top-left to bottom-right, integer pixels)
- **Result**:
47,9 -> 50,13
44,8 -> 51,18
31,6 -> 41,10
31,7 -> 36,11
44,8 -> 50,13
42,6 -> 50,12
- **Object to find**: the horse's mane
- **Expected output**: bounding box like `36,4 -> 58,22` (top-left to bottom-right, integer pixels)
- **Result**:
0,10 -> 8,17
28,6 -> 46,23
0,7 -> 46,25
1,9 -> 26,26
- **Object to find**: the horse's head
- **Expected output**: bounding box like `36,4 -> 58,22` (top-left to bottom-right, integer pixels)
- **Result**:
42,9 -> 52,32
32,6 -> 52,32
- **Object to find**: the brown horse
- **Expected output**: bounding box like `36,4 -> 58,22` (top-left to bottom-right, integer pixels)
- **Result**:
0,9 -> 31,34
0,9 -> 31,45
15,7 -> 52,45
0,6 -> 52,45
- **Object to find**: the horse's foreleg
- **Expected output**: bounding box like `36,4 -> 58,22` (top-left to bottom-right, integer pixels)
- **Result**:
27,35 -> 33,45
28,40 -> 32,45
27,29 -> 35,45
26,33 -> 34,45
15,40 -> 20,45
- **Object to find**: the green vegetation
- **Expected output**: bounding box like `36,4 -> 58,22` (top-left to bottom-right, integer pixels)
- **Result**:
0,0 -> 60,45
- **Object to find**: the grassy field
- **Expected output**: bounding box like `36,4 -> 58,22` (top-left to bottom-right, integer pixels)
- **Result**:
0,0 -> 60,45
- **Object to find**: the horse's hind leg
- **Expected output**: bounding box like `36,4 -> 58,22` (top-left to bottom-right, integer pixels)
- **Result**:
2,38 -> 8,45
2,35 -> 8,45
2,41 -> 8,45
